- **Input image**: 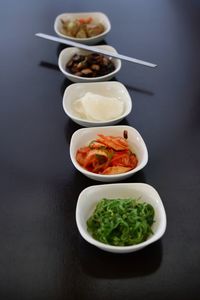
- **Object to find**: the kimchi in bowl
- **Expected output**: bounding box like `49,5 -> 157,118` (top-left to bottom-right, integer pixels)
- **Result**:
69,125 -> 148,182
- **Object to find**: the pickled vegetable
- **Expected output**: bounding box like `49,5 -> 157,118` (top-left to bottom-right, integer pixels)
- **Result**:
76,132 -> 138,175
60,17 -> 105,38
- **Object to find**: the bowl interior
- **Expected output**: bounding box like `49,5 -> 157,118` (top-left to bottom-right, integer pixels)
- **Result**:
70,125 -> 148,179
76,183 -> 167,252
63,82 -> 132,123
54,12 -> 111,41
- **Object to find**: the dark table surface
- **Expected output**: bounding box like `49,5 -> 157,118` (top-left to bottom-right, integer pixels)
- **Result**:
0,0 -> 200,299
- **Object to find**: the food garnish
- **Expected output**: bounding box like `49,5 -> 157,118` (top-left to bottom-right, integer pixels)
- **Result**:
123,130 -> 128,139
87,198 -> 155,246
76,132 -> 138,175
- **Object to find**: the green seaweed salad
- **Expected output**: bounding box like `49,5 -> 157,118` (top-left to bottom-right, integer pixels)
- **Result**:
87,198 -> 155,246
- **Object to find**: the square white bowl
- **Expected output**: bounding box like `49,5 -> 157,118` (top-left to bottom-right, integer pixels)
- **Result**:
54,12 -> 111,45
69,125 -> 148,182
58,45 -> 121,83
76,183 -> 167,253
62,81 -> 132,127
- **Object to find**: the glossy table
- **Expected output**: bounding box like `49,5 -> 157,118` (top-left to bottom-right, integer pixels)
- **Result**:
0,1 -> 200,299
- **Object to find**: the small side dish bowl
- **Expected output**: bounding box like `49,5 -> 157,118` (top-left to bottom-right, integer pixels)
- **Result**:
62,81 -> 132,127
58,45 -> 121,83
69,125 -> 148,182
76,183 -> 167,253
54,12 -> 111,45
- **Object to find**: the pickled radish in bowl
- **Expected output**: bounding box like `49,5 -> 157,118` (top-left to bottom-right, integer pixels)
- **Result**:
73,92 -> 124,121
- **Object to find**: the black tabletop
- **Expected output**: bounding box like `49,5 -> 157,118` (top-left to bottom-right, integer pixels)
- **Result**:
0,0 -> 200,299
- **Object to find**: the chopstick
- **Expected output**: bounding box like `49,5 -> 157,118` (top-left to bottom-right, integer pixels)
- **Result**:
35,33 -> 157,68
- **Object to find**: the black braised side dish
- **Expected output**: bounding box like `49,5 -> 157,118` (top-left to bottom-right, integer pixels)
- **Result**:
66,53 -> 116,77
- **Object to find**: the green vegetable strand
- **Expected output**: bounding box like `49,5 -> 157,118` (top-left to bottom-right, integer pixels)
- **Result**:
87,198 -> 155,246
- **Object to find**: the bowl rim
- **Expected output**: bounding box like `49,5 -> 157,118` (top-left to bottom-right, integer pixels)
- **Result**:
54,11 -> 111,41
69,125 -> 148,179
58,45 -> 121,81
62,81 -> 132,124
76,182 -> 167,251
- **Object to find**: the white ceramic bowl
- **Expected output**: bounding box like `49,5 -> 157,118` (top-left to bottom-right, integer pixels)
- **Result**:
62,81 -> 132,127
76,183 -> 167,253
54,12 -> 111,45
69,125 -> 148,182
58,45 -> 121,83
